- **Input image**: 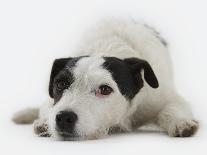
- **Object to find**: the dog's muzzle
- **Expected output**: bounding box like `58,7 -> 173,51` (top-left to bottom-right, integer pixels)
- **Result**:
55,111 -> 78,137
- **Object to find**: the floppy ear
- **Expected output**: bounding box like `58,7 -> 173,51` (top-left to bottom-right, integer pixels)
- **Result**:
124,58 -> 159,88
49,58 -> 72,98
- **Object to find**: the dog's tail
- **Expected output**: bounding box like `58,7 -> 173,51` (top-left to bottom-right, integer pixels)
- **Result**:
12,108 -> 39,124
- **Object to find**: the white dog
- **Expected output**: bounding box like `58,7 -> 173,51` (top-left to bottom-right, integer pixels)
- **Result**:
13,19 -> 199,140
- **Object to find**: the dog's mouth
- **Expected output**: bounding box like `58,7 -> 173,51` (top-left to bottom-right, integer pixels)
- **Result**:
57,131 -> 81,140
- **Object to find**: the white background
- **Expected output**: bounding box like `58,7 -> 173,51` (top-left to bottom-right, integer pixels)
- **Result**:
0,0 -> 207,154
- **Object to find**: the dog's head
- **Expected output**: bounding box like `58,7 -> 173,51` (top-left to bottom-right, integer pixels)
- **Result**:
48,56 -> 158,140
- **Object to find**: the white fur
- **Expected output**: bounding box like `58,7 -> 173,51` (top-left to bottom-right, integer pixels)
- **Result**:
13,18 -> 198,140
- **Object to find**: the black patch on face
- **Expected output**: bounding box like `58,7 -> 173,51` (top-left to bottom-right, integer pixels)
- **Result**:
49,58 -> 72,98
52,69 -> 74,103
49,56 -> 87,103
103,57 -> 159,100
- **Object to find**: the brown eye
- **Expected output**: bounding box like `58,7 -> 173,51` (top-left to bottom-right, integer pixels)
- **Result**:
99,85 -> 113,95
56,81 -> 68,90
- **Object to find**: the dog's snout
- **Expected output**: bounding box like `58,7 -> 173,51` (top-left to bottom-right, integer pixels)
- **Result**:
56,111 -> 78,132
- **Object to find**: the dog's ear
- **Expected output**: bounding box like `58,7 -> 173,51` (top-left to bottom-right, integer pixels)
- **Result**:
124,58 -> 159,88
49,58 -> 72,98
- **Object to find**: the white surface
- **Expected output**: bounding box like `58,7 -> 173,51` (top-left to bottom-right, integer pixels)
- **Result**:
0,0 -> 207,155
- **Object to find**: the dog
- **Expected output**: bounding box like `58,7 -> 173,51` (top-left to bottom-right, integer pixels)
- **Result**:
12,18 -> 199,140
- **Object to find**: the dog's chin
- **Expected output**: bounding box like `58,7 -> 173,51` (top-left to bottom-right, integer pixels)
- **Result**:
54,130 -> 106,141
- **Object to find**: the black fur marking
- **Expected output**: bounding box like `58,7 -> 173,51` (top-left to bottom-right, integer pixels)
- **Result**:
49,56 -> 87,103
49,58 -> 72,98
52,69 -> 74,103
124,58 -> 159,89
103,57 -> 159,100
103,57 -> 143,100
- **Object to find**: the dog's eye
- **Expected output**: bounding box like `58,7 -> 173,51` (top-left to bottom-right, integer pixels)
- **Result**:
97,85 -> 113,96
56,81 -> 69,90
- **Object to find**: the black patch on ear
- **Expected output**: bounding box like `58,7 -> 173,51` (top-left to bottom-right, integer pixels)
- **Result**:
49,56 -> 88,101
49,58 -> 72,98
103,57 -> 159,100
124,58 -> 159,88
103,57 -> 143,100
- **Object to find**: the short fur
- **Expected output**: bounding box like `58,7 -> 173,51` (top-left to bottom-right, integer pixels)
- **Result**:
13,18 -> 199,140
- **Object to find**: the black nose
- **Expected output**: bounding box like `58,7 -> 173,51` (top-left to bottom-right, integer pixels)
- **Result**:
56,111 -> 78,132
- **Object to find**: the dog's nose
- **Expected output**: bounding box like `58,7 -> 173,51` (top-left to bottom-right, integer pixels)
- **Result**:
56,111 -> 78,132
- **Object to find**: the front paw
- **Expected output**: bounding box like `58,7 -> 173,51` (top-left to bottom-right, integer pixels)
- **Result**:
168,119 -> 199,137
33,119 -> 51,137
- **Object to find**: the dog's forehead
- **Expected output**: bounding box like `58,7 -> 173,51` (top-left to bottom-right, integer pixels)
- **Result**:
71,56 -> 127,75
65,56 -> 114,91
70,56 -> 106,80
74,56 -> 105,72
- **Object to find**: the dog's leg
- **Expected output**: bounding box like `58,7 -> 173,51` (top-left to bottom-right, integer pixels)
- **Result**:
156,95 -> 199,137
12,108 -> 39,124
33,119 -> 51,137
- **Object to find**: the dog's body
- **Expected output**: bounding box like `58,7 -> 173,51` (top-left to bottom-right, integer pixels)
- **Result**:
13,19 -> 198,140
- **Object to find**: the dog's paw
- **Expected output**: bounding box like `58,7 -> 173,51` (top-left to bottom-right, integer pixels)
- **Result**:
33,119 -> 51,137
168,119 -> 199,137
